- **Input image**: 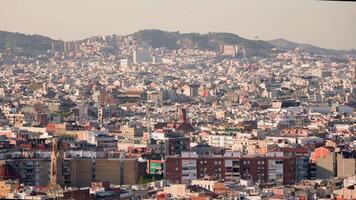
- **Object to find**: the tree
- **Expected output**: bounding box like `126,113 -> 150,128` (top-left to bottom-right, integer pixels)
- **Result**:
138,176 -> 145,184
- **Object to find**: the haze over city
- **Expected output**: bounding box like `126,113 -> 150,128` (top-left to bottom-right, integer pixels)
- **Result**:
0,1 -> 355,200
1,0 -> 356,50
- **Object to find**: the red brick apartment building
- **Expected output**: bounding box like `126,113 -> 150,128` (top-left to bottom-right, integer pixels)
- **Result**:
166,151 -> 296,186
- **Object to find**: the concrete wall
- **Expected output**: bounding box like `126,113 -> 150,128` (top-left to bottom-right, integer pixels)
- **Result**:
95,159 -> 121,185
316,153 -> 335,179
69,159 -> 92,188
123,159 -> 138,185
337,153 -> 356,178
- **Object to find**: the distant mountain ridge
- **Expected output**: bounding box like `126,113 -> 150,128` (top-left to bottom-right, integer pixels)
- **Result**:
131,29 -> 275,56
0,31 -> 60,57
0,29 -> 354,57
268,38 -> 355,56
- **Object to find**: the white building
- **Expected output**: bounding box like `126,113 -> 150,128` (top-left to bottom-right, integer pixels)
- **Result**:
208,134 -> 234,149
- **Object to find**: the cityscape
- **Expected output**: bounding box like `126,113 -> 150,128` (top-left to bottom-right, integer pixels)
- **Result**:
0,1 -> 355,200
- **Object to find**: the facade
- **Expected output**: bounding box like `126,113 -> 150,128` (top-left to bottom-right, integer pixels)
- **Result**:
63,188 -> 94,200
337,151 -> 356,178
92,158 -> 138,185
311,147 -> 337,180
7,159 -> 50,186
95,135 -> 117,151
148,135 -> 190,156
64,159 -> 92,188
7,158 -> 139,187
181,84 -> 200,97
133,48 -> 151,64
315,152 -> 335,179
5,113 -> 24,127
223,45 -> 236,56
208,134 -> 234,149
146,90 -> 162,102
147,160 -> 164,175
165,151 -> 296,186
95,159 -> 121,185
120,125 -> 144,139
0,180 -> 19,198
270,148 -> 310,182
296,156 -> 310,182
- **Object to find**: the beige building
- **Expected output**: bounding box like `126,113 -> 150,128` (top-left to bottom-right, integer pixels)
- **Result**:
146,90 -> 162,101
220,44 -> 244,57
122,159 -> 139,185
333,187 -> 356,200
164,184 -> 189,198
191,179 -> 217,192
314,151 -> 355,180
163,184 -> 204,199
47,100 -> 61,113
120,125 -> 143,139
64,159 -> 92,188
337,153 -> 356,178
8,158 -> 139,187
0,180 -> 19,198
315,152 -> 335,179
95,159 -> 121,185
94,158 -> 139,185
232,138 -> 268,155
5,113 -> 24,127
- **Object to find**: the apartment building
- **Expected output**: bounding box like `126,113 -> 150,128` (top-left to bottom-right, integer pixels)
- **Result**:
165,151 -> 296,186
7,158 -> 139,187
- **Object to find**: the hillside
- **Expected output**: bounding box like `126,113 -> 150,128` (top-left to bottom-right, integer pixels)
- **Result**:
1,30 -> 354,58
0,31 -> 58,57
131,30 -> 276,56
268,38 -> 354,56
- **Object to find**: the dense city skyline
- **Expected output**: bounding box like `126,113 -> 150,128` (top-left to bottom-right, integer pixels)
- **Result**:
0,1 -> 355,199
1,0 -> 356,50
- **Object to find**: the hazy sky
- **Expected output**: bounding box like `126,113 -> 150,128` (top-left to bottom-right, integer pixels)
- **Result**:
0,0 -> 355,50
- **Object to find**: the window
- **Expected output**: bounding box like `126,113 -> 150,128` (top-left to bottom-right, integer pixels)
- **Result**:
276,160 -> 283,164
